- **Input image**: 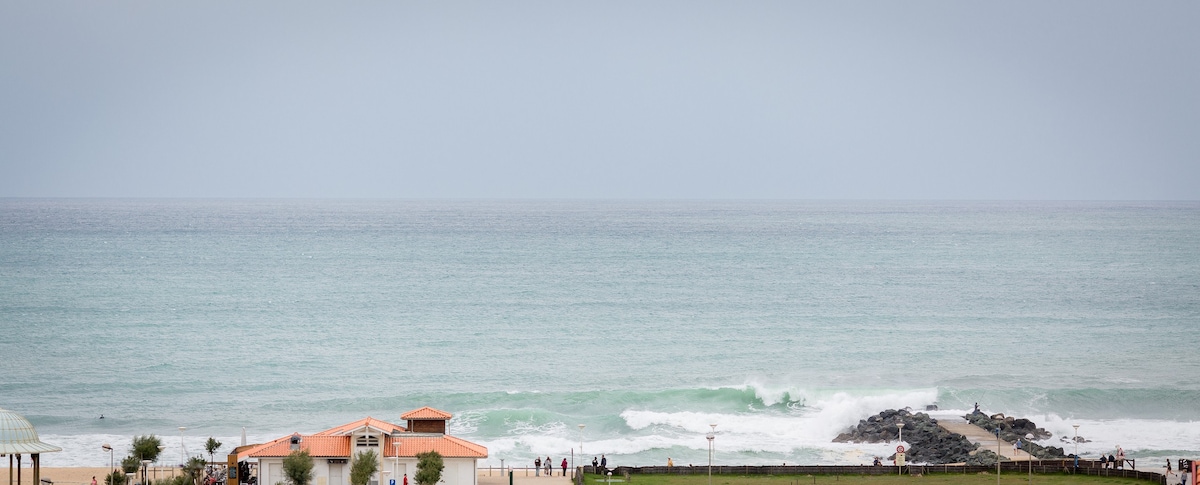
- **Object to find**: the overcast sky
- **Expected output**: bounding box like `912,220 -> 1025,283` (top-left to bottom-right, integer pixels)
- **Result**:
2,2 -> 1197,199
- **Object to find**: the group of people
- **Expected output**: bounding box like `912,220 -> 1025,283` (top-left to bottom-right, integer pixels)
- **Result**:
591,455 -> 607,474
532,456 -> 569,477
1097,446 -> 1126,469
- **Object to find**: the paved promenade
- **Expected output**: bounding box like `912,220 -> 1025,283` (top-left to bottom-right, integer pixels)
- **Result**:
938,419 -> 1034,461
477,469 -> 573,485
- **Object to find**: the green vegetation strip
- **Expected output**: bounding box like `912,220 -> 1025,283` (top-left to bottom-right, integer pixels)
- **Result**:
587,474 -> 1154,485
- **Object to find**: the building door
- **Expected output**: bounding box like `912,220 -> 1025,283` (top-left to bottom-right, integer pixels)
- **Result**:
330,464 -> 343,485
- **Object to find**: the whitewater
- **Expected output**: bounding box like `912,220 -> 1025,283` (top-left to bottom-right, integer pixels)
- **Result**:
2,199 -> 1198,468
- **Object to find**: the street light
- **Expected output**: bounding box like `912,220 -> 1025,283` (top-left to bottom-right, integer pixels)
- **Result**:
578,424 -> 586,475
179,427 -> 188,466
156,446 -> 165,482
1072,425 -> 1080,473
103,444 -> 115,480
706,424 -> 717,485
393,441 -> 401,482
995,428 -> 1002,485
897,423 -> 904,444
1026,433 -> 1034,485
141,460 -> 152,485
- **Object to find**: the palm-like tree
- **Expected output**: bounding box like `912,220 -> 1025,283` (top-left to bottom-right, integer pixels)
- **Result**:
205,438 -> 223,467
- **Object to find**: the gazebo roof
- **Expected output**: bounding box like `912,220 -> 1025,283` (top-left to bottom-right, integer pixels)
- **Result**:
0,408 -> 62,454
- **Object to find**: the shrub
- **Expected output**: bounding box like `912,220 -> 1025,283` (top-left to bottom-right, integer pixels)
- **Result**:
414,451 -> 443,485
283,450 -> 314,485
350,449 -> 379,485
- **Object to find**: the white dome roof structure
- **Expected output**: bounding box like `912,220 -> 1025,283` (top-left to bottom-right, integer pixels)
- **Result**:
0,408 -> 62,454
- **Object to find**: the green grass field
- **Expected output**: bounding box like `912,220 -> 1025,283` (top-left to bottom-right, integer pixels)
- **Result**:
582,473 -> 1157,485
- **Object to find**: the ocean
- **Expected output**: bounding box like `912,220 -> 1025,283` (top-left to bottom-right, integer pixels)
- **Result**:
2,199 -> 1198,468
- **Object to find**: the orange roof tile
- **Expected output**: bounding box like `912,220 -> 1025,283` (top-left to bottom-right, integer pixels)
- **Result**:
244,435 -> 351,458
383,435 -> 487,459
400,407 -> 452,420
317,417 -> 406,435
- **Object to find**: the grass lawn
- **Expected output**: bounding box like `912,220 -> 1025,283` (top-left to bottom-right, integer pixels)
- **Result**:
582,473 -> 1156,485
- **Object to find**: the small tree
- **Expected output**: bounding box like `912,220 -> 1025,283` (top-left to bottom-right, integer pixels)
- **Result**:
121,455 -> 141,474
349,449 -> 379,485
414,451 -> 443,485
131,435 -> 164,462
282,450 -> 314,485
184,456 -> 207,485
105,470 -> 127,485
205,437 -> 223,465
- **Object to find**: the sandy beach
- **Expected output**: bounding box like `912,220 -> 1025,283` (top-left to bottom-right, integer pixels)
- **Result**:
10,468 -> 190,485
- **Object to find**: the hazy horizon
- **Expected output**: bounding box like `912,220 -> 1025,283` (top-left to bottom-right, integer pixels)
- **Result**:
3,2 -> 1198,200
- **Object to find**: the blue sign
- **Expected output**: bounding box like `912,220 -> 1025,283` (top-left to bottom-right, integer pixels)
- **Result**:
390,480 -> 395,485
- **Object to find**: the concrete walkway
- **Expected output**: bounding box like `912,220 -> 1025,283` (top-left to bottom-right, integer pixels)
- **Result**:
477,471 -> 573,485
938,419 -> 1035,461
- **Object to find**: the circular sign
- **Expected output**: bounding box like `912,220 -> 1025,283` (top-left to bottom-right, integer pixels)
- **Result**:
896,445 -> 906,453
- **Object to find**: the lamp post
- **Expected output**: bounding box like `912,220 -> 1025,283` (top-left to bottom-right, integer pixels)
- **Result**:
141,460 -> 152,485
1072,425 -> 1080,473
156,446 -> 165,483
393,441 -> 401,482
897,423 -> 904,444
179,427 -> 188,466
706,424 -> 717,485
1026,433 -> 1034,485
103,444 -> 114,478
995,428 -> 1002,485
578,424 -> 586,475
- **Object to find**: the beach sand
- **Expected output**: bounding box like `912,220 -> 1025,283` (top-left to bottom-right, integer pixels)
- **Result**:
12,468 -> 188,485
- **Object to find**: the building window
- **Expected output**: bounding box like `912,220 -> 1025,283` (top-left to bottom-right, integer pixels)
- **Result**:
356,436 -> 379,447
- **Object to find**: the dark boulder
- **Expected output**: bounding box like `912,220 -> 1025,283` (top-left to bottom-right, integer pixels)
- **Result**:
832,409 -> 978,464
963,412 -> 1064,459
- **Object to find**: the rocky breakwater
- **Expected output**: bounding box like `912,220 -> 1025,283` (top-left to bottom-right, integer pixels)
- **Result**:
833,409 -> 988,465
964,410 -> 1066,459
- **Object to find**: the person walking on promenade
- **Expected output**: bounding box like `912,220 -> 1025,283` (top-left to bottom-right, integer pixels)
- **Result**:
600,455 -> 607,473
545,456 -> 552,476
561,458 -> 567,476
535,457 -> 541,476
592,457 -> 598,472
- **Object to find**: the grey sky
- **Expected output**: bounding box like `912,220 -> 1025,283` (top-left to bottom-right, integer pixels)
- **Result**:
2,2 -> 1197,199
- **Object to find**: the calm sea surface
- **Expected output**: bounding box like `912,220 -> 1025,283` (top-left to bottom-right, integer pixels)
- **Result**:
2,199 -> 1198,467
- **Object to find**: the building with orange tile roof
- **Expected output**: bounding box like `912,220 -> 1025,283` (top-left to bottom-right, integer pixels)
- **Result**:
239,408 -> 486,485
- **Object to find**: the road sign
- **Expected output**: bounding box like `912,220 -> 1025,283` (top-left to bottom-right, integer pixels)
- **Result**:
896,445 -> 905,453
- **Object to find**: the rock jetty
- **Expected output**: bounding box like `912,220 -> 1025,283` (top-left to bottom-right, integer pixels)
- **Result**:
964,410 -> 1066,459
833,408 -> 1068,465
833,409 -> 984,464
